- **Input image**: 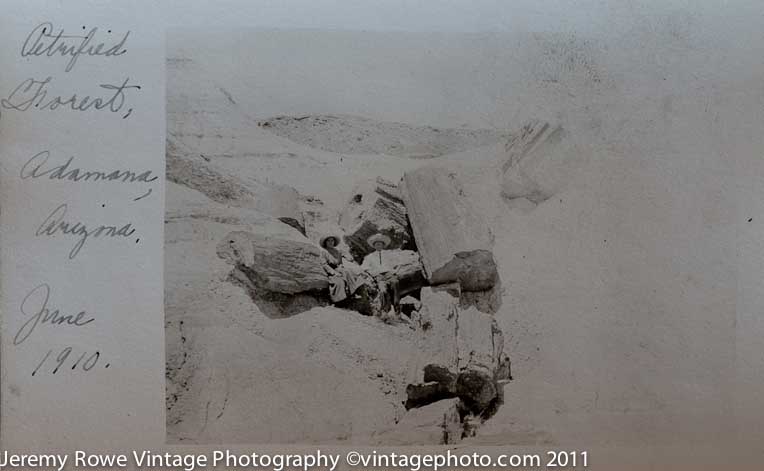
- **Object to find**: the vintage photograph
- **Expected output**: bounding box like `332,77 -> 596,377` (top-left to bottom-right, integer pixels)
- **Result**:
164,27 -> 734,446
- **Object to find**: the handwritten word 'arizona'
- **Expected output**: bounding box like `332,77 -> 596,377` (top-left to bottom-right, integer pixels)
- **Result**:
36,203 -> 137,259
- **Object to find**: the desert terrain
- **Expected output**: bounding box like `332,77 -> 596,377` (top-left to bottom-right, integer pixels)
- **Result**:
165,27 -> 750,449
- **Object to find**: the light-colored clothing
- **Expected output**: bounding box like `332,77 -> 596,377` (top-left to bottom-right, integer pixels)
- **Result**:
361,251 -> 393,274
327,261 -> 367,303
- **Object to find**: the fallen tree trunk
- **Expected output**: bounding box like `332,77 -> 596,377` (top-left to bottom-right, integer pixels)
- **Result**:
361,249 -> 427,298
216,230 -> 328,294
408,286 -> 509,414
339,177 -> 414,263
401,167 -> 498,291
501,120 -> 578,205
167,139 -> 305,233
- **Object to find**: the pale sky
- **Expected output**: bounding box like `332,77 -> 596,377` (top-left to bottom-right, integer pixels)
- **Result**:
155,0 -> 756,41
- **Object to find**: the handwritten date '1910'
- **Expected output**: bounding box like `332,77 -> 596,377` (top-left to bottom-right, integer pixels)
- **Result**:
32,347 -> 109,376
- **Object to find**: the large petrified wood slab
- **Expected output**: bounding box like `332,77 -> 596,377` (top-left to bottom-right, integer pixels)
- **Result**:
401,166 -> 498,291
360,249 -> 427,297
408,286 -> 508,413
167,139 -> 304,233
216,230 -> 328,294
339,177 -> 414,263
501,120 -> 578,205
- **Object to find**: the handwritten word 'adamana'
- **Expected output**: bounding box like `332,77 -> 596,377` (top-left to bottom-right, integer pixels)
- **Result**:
21,150 -> 158,184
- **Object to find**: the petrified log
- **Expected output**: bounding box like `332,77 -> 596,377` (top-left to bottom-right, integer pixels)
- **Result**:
501,120 -> 577,205
424,364 -> 457,385
216,231 -> 328,294
455,365 -> 497,413
456,307 -> 504,372
408,285 -> 508,413
339,177 -> 414,263
361,249 -> 427,297
405,382 -> 454,410
167,140 -> 304,233
415,286 -> 460,370
495,353 -> 512,382
401,167 -> 498,291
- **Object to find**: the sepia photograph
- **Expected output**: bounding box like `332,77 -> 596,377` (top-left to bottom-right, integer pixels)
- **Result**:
164,27 -> 735,447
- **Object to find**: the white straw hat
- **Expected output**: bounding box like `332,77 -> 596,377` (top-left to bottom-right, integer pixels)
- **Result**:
366,233 -> 391,249
319,234 -> 341,249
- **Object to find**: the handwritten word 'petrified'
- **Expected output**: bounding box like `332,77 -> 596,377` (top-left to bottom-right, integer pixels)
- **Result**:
36,203 -> 137,259
0,76 -> 140,121
15,283 -> 95,346
22,22 -> 129,72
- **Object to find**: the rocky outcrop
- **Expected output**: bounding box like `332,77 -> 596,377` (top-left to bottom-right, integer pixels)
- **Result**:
408,285 -> 509,418
167,139 -> 305,233
216,231 -> 328,294
257,114 -> 508,158
361,249 -> 427,299
339,178 -> 414,262
401,167 -> 498,291
209,163 -> 510,442
501,120 -> 578,205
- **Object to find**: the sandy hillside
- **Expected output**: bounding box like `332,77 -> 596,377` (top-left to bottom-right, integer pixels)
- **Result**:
257,114 -> 508,158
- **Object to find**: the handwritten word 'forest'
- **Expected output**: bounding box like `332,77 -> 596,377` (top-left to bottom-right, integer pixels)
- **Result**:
1,22 -> 139,122
0,76 -> 140,121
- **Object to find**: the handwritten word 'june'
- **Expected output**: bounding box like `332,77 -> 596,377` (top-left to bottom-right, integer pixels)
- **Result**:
22,22 -> 129,72
15,283 -> 95,346
36,203 -> 137,259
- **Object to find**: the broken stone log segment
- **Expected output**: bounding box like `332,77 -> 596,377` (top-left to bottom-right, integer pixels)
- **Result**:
362,249 -> 428,298
401,166 -> 498,291
423,364 -> 458,388
501,120 -> 579,205
495,353 -> 512,382
167,140 -> 305,234
339,177 -> 414,263
416,285 -> 460,370
457,307 -> 504,372
405,381 -> 454,410
216,230 -> 329,294
455,365 -> 498,413
408,286 -> 509,414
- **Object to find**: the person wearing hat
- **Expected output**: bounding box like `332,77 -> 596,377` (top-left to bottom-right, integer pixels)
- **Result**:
361,233 -> 403,318
320,233 -> 368,304
320,234 -> 344,267
363,233 -> 392,272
